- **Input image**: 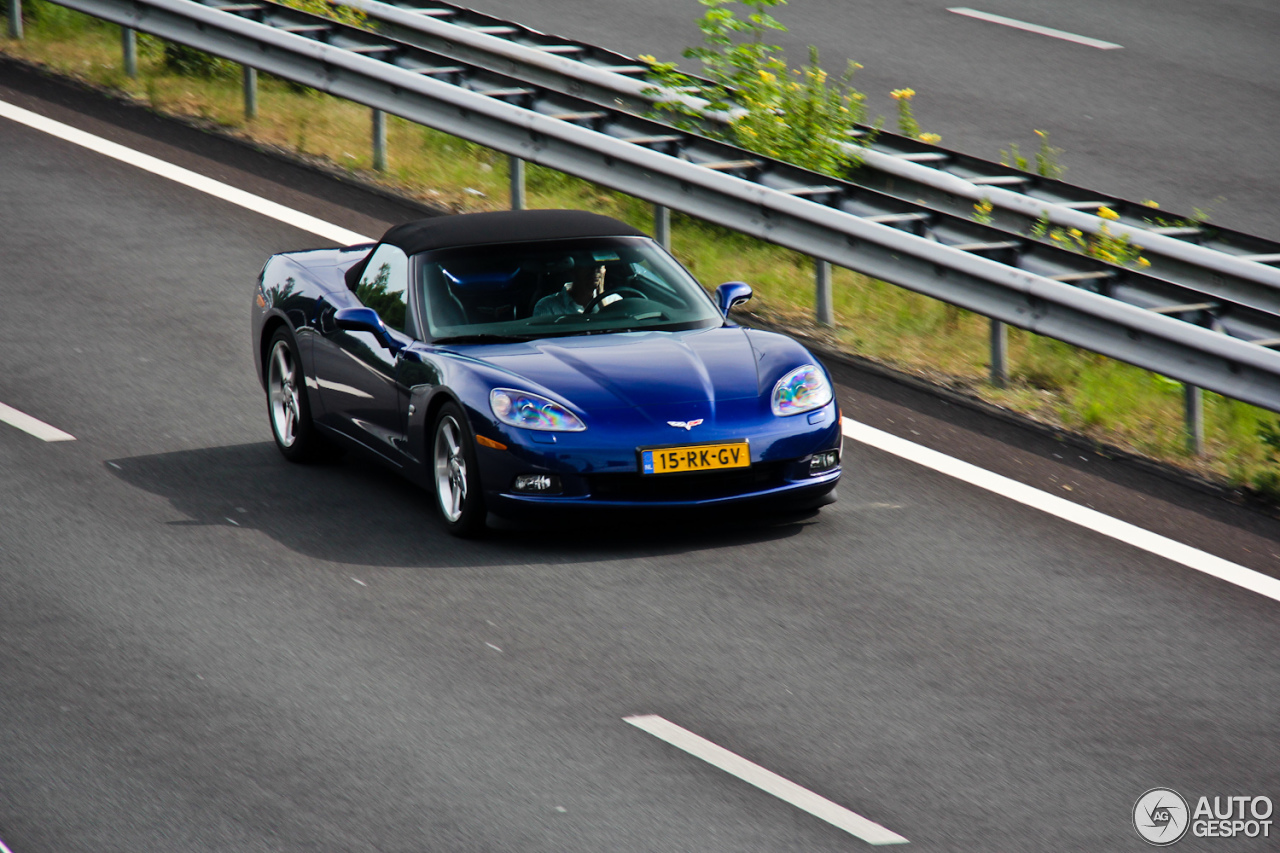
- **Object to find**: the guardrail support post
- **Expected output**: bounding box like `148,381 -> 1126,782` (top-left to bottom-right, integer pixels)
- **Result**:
989,318 -> 1008,387
509,155 -> 525,210
371,108 -> 387,172
815,259 -> 834,326
242,66 -> 258,120
653,203 -> 670,251
7,0 -> 22,40
1184,383 -> 1204,455
121,26 -> 137,78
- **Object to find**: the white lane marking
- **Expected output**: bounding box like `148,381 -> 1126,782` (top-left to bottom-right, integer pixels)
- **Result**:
0,401 -> 76,442
0,99 -> 374,245
843,419 -> 1280,604
624,714 -> 909,845
948,8 -> 1122,49
0,835 -> 15,853
9,94 -> 1270,603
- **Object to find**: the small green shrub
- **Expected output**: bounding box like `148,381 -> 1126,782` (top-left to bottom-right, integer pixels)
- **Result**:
1002,129 -> 1065,178
890,87 -> 940,144
640,0 -> 871,175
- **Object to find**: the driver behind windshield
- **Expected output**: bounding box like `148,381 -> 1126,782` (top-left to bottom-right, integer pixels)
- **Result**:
533,259 -> 605,317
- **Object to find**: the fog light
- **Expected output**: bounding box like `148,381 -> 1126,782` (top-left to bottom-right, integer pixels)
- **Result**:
513,473 -> 562,494
808,450 -> 840,474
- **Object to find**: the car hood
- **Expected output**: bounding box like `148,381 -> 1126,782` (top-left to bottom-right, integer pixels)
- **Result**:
475,327 -> 762,414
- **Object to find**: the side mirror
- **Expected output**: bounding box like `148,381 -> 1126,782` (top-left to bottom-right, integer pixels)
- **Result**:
334,306 -> 400,351
715,281 -> 753,315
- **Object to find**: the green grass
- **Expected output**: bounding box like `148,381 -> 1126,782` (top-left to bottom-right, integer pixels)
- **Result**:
5,2 -> 1280,499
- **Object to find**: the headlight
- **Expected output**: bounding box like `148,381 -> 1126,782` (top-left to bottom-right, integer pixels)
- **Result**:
771,364 -> 833,416
490,388 -> 586,431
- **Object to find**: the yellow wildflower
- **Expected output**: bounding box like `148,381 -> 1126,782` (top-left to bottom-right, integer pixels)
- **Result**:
638,54 -> 657,64
1033,129 -> 1046,138
890,88 -> 915,101
918,132 -> 942,145
758,70 -> 776,83
1097,206 -> 1120,221
1141,199 -> 1159,208
1069,228 -> 1083,238
1137,257 -> 1151,268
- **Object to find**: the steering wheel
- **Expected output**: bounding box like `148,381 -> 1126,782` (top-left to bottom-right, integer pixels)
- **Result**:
582,287 -> 647,314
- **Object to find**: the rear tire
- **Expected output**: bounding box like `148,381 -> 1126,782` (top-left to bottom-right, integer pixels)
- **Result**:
265,327 -> 325,463
431,402 -> 487,538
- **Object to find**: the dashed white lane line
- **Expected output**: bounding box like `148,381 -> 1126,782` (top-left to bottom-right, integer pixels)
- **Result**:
0,99 -> 374,246
0,401 -> 75,442
948,7 -> 1123,50
0,834 -> 16,853
624,715 -> 909,845
843,419 -> 1280,604
6,91 -> 1273,606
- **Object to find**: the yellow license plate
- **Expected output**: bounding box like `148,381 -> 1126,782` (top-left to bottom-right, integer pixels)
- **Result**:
640,440 -> 750,475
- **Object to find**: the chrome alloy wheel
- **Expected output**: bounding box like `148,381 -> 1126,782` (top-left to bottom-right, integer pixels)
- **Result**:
434,414 -> 468,522
268,340 -> 301,448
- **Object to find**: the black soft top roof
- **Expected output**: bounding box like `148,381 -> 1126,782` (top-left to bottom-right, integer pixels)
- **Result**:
384,209 -> 646,254
344,209 -> 647,289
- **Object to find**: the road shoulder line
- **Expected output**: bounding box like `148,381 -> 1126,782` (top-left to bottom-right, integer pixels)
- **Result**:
844,418 -> 1280,603
0,98 -> 373,246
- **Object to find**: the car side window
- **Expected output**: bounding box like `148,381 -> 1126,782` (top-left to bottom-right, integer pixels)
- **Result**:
353,244 -> 411,334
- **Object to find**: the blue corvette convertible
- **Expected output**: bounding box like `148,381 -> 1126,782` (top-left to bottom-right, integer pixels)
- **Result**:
252,210 -> 841,536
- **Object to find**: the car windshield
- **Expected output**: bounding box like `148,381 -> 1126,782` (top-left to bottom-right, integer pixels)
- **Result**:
417,236 -> 723,341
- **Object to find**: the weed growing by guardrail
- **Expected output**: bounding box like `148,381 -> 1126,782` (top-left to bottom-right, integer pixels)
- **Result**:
639,0 -> 871,174
889,87 -> 940,144
972,197 -> 994,225
1031,207 -> 1150,269
1001,129 -> 1065,179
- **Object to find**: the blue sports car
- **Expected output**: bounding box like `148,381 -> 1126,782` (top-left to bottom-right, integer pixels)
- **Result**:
252,210 -> 841,536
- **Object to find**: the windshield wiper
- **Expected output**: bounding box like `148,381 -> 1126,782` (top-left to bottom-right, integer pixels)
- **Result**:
431,333 -> 529,345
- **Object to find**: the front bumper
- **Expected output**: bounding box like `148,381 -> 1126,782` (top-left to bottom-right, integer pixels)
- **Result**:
474,400 -> 843,517
487,466 -> 839,516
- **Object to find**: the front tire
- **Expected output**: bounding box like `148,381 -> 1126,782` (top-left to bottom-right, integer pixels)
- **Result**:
432,402 -> 487,538
266,327 -> 325,462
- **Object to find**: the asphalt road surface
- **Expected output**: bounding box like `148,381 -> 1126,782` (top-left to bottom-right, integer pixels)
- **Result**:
456,0 -> 1280,241
2,65 -> 1279,852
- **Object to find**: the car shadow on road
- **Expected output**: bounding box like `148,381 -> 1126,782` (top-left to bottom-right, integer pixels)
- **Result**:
105,442 -> 818,567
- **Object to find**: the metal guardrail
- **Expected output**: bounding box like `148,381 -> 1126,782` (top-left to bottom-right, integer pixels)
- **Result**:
17,0 -> 1280,415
